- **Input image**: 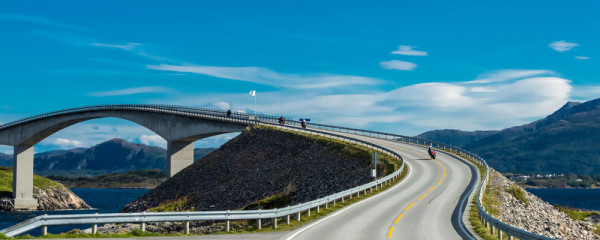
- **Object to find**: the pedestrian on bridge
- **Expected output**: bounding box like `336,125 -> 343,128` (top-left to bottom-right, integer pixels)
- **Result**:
301,119 -> 307,129
227,109 -> 232,117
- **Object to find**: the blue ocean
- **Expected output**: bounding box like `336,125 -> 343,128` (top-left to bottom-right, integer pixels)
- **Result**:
0,188 -> 150,236
526,188 -> 600,211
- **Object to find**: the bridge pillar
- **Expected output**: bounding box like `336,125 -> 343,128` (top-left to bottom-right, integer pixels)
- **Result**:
167,140 -> 194,177
12,145 -> 37,210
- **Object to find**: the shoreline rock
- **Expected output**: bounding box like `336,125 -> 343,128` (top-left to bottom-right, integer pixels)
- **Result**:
488,169 -> 599,240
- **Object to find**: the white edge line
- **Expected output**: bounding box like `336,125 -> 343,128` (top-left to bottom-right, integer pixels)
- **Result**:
282,160 -> 413,240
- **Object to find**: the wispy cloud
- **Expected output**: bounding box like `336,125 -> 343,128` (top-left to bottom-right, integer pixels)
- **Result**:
462,69 -> 555,84
380,60 -> 417,71
44,138 -> 86,148
147,64 -> 380,89
88,86 -> 173,97
549,40 -> 579,52
575,56 -> 589,60
92,42 -> 141,51
0,14 -> 86,31
391,45 -> 428,56
138,135 -> 166,147
159,69 -> 573,135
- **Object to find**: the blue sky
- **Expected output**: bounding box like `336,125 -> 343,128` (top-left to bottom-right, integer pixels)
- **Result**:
0,0 -> 599,153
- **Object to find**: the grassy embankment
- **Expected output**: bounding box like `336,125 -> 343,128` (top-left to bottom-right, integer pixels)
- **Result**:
0,167 -> 63,195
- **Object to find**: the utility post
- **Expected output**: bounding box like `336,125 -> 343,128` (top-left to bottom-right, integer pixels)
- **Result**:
372,152 -> 379,180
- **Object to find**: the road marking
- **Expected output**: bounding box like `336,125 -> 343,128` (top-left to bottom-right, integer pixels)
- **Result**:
443,173 -> 446,178
436,161 -> 442,167
404,202 -> 415,212
388,226 -> 394,238
394,213 -> 403,224
438,179 -> 443,185
284,161 -> 413,240
429,186 -> 436,192
418,193 -> 427,200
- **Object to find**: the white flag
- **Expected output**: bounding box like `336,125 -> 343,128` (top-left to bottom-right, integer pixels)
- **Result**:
249,90 -> 256,96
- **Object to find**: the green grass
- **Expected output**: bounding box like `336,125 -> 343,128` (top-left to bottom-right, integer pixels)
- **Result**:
506,184 -> 528,206
0,167 -> 64,193
147,197 -> 194,212
554,205 -> 597,221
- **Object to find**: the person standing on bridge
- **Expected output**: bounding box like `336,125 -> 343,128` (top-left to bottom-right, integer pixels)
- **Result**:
301,119 -> 307,129
227,109 -> 232,117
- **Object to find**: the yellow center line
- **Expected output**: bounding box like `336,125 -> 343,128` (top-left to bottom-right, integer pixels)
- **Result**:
438,179 -> 443,185
443,173 -> 446,178
388,226 -> 394,238
429,186 -> 436,192
418,193 -> 427,200
394,213 -> 403,224
436,161 -> 442,167
404,202 -> 415,212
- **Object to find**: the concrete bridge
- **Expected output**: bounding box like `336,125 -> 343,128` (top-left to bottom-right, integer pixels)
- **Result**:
0,105 -> 252,210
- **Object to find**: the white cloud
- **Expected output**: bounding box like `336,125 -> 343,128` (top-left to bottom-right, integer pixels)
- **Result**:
88,86 -> 172,97
0,14 -> 86,31
146,64 -> 380,89
45,138 -> 86,148
462,69 -> 555,84
575,56 -> 589,60
380,60 -> 417,71
391,45 -> 428,56
92,42 -> 141,51
139,135 -> 166,147
549,41 -> 579,52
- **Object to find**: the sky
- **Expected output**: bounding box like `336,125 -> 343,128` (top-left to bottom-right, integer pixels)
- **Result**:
0,0 -> 599,153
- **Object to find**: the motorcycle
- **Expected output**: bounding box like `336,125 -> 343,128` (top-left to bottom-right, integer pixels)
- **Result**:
428,149 -> 436,159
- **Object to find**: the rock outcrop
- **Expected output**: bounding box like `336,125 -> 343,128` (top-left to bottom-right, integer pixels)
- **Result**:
122,126 -> 392,212
486,169 -> 598,239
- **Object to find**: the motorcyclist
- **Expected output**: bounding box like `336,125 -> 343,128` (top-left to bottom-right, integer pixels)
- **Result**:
428,146 -> 436,159
226,109 -> 232,117
301,119 -> 307,129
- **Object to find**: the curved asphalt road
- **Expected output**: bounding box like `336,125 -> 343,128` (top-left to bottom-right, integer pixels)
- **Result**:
280,133 -> 476,240
49,130 -> 477,240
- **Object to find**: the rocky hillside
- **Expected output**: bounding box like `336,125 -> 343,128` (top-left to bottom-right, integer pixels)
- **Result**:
0,167 -> 90,211
485,169 -> 598,239
418,98 -> 600,175
0,139 -> 216,176
122,126 -> 396,212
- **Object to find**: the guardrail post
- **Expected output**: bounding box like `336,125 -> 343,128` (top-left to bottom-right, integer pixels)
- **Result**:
341,196 -> 345,203
287,214 -> 290,225
42,225 -> 47,236
498,229 -> 503,240
490,225 -> 495,235
325,202 -> 329,209
317,205 -> 320,213
333,199 -> 336,205
185,221 -> 190,234
307,208 -> 311,217
226,220 -> 230,232
273,217 -> 277,229
297,211 -> 301,221
92,224 -> 97,234
141,222 -> 146,232
508,235 -> 513,240
258,219 -> 262,230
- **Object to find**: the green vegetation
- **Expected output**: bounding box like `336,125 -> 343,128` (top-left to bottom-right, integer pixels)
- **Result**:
0,167 -> 63,194
554,205 -> 597,221
506,184 -> 528,205
147,197 -> 194,212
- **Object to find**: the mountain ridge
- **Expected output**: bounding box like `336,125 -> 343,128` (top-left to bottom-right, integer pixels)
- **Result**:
0,139 -> 216,176
417,98 -> 600,174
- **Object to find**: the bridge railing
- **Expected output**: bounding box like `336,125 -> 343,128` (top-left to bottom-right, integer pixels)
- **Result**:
0,106 -> 405,237
1,105 -> 554,239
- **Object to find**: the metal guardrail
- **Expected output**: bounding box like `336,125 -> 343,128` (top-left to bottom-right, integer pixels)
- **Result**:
0,106 -> 404,237
0,104 -> 554,239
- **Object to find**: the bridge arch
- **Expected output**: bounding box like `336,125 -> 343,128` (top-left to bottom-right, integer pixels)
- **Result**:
0,105 -> 250,209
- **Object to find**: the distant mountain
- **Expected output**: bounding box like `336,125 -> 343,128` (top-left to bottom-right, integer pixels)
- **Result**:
0,139 -> 216,176
417,99 -> 600,175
